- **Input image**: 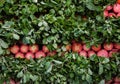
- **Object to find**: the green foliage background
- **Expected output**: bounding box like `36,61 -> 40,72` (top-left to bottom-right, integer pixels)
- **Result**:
0,0 -> 120,84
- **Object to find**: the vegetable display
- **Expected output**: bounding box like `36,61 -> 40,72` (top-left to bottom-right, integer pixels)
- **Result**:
0,0 -> 120,84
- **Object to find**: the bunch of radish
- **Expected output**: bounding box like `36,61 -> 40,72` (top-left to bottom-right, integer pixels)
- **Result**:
104,1 -> 120,18
10,44 -> 56,60
10,42 -> 120,59
65,41 -> 120,58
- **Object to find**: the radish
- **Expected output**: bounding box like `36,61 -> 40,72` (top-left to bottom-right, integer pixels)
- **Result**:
88,50 -> 96,57
35,51 -> 46,58
113,3 -> 120,13
15,52 -> 24,58
97,49 -> 109,57
114,77 -> 120,83
83,44 -> 90,51
10,45 -> 19,54
114,43 -> 120,49
47,51 -> 56,56
108,13 -> 116,17
79,50 -> 87,57
42,45 -> 49,53
103,10 -> 109,17
25,52 -> 34,60
117,13 -> 120,17
92,44 -> 101,52
103,43 -> 113,51
20,44 -> 29,53
106,5 -> 113,11
72,43 -> 82,52
29,44 -> 39,53
65,44 -> 71,51
109,49 -> 118,57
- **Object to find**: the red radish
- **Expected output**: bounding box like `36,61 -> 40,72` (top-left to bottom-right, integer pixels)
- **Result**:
29,44 -> 39,53
83,44 -> 90,51
113,3 -> 120,13
88,50 -> 96,57
10,79 -> 16,84
114,77 -> 120,83
106,5 -> 112,11
15,52 -> 24,58
92,44 -> 101,52
117,13 -> 120,17
47,51 -> 56,56
72,43 -> 82,52
103,43 -> 113,51
20,44 -> 29,53
65,44 -> 71,51
10,45 -> 19,54
35,51 -> 46,58
79,50 -> 87,57
104,10 -> 109,17
109,49 -> 119,57
117,0 -> 120,4
108,13 -> 116,17
114,43 -> 120,49
42,45 -> 49,53
25,52 -> 34,60
97,49 -> 109,57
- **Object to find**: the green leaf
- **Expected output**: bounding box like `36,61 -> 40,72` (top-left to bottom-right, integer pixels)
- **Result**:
38,22 -> 43,27
2,21 -> 14,28
99,63 -> 103,75
70,73 -> 74,78
86,3 -> 96,11
102,58 -> 109,64
13,34 -> 20,40
46,64 -> 53,73
17,71 -> 23,78
0,39 -> 8,48
32,0 -> 38,3
30,75 -> 38,81
86,74 -> 92,83
99,79 -> 105,84
53,43 -> 57,49
6,0 -> 14,4
45,62 -> 52,73
66,0 -> 71,6
0,0 -> 5,7
53,60 -> 62,64
22,37 -> 30,44
0,47 -> 3,55
88,68 -> 92,75
23,75 -> 27,83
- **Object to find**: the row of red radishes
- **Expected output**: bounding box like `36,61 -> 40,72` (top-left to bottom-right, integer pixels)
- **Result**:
10,44 -> 56,60
10,41 -> 120,59
66,41 -> 120,58
104,1 -> 120,18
